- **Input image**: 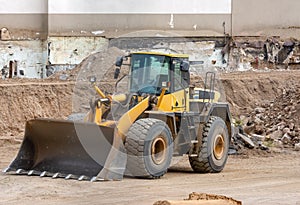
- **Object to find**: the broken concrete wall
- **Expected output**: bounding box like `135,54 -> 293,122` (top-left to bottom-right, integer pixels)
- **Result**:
46,36 -> 109,76
1,0 -> 300,79
228,37 -> 300,71
48,37 -> 109,64
109,36 -> 229,72
1,34 -> 300,80
0,40 -> 47,79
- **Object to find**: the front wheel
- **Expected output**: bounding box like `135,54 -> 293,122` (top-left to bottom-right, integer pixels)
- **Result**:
125,118 -> 173,178
189,116 -> 229,173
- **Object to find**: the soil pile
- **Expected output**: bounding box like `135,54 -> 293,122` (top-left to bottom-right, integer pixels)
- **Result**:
154,192 -> 242,205
0,82 -> 73,136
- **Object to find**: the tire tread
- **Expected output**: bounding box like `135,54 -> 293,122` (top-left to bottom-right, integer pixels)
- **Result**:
189,116 -> 228,173
125,118 -> 169,178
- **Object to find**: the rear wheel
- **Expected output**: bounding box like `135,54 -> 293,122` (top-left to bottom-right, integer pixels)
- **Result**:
125,118 -> 173,178
189,116 -> 229,173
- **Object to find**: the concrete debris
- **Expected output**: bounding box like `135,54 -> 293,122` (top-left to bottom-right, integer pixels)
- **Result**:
269,130 -> 283,140
238,133 -> 255,149
240,86 -> 300,149
229,37 -> 300,71
0,28 -> 11,40
251,133 -> 265,141
1,65 -> 9,79
281,133 -> 291,144
295,143 -> 300,151
282,127 -> 290,134
59,74 -> 69,81
91,30 -> 104,35
254,107 -> 265,114
231,127 -> 269,153
258,144 -> 269,151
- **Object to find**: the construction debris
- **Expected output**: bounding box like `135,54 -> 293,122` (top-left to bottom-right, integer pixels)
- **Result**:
0,28 -> 11,41
239,85 -> 300,151
153,192 -> 242,205
229,37 -> 300,71
295,143 -> 300,151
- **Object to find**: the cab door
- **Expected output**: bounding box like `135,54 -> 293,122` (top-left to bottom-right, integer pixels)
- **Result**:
170,58 -> 190,112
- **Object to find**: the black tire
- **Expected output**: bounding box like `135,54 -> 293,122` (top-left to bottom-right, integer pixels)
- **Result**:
67,113 -> 86,121
125,118 -> 173,178
189,116 -> 229,173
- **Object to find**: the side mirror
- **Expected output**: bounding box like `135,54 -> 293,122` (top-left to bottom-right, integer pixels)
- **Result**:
115,56 -> 123,67
114,56 -> 123,79
114,68 -> 120,79
88,76 -> 97,84
180,60 -> 190,71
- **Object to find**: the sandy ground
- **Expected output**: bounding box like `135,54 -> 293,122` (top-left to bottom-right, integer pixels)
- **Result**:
0,142 -> 299,205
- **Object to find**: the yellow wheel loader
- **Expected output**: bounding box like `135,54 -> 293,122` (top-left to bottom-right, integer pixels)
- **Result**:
4,52 -> 232,181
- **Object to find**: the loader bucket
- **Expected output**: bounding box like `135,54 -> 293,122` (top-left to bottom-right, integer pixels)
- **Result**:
4,119 -> 126,181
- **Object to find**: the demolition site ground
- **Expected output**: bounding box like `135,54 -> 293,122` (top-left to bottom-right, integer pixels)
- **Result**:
0,70 -> 300,204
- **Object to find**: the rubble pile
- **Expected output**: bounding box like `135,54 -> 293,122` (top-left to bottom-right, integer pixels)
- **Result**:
237,85 -> 300,152
230,37 -> 300,71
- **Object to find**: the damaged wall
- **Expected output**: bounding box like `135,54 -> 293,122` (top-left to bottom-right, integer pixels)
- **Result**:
1,0 -> 300,78
0,40 -> 47,79
46,36 -> 109,76
110,36 -> 229,72
48,37 -> 108,64
228,37 -> 300,71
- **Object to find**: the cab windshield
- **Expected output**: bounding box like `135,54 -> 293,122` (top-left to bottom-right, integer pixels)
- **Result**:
130,54 -> 170,95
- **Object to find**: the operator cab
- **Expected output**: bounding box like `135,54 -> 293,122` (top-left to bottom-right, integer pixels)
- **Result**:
115,52 -> 190,96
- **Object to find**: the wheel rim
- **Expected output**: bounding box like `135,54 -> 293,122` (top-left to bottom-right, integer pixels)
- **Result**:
213,134 -> 225,160
151,135 -> 167,165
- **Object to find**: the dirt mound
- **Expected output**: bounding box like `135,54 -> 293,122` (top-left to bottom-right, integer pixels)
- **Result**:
0,82 -> 74,136
154,192 -> 242,205
220,71 -> 296,115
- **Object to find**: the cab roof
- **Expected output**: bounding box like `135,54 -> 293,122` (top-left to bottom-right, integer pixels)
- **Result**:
131,51 -> 189,58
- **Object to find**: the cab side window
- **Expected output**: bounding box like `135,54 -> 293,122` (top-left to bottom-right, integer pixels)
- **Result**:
173,59 -> 189,91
